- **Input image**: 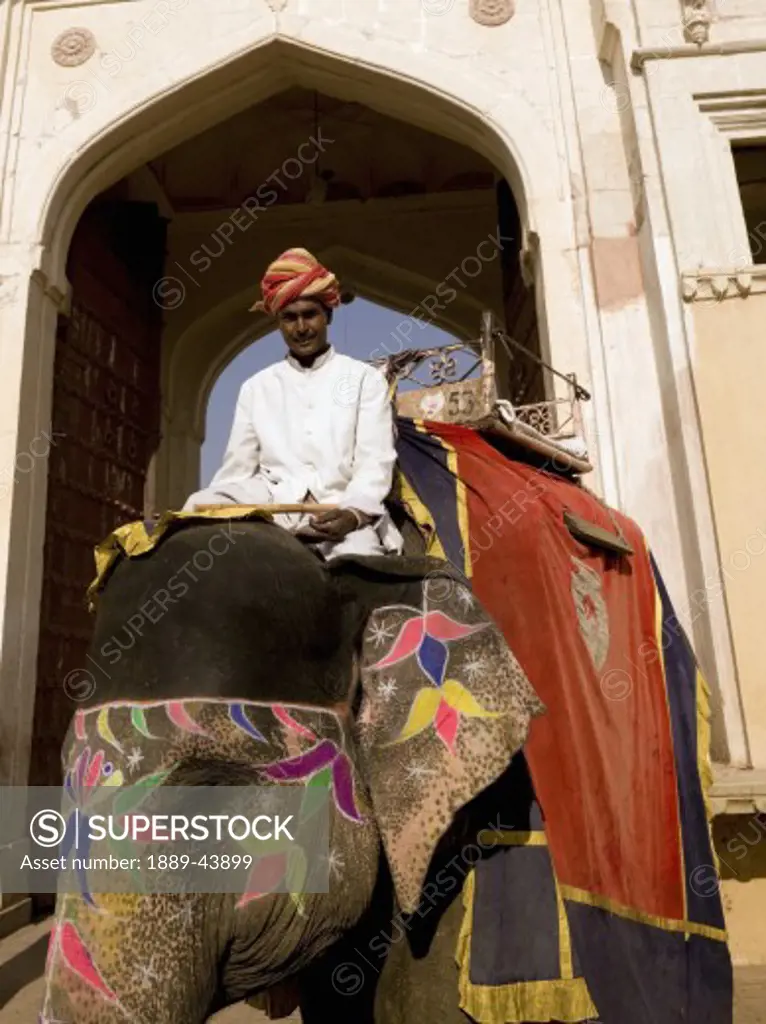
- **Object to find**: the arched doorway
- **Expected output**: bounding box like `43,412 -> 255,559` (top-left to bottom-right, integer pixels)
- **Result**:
25,48 -> 546,793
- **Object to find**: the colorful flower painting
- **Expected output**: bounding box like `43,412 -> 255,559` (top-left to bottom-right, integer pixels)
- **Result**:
61,747 -> 125,904
65,699 -> 358,913
47,921 -> 119,1004
370,604 -> 502,753
261,733 -> 361,822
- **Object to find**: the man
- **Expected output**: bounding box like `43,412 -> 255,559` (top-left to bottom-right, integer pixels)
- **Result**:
183,247 -> 402,558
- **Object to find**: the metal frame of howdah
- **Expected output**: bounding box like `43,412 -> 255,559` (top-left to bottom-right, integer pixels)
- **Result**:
371,311 -> 591,473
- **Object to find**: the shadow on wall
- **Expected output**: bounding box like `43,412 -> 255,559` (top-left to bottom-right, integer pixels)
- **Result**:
0,933 -> 48,1009
715,814 -> 766,884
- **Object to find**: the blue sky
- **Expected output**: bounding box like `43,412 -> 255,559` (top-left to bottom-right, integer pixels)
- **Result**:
200,297 -> 467,482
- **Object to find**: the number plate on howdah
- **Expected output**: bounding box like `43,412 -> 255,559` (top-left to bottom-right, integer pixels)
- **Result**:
396,379 -> 486,423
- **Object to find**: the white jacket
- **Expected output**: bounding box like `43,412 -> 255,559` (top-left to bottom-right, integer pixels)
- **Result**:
205,346 -> 403,550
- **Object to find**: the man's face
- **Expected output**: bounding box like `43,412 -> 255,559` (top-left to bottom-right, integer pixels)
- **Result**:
277,299 -> 330,361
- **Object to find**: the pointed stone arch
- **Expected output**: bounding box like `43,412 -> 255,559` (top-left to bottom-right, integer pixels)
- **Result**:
1,26 -> 564,798
31,37 -> 543,293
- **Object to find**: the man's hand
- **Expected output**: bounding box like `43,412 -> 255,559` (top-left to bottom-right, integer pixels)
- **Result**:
309,508 -> 365,540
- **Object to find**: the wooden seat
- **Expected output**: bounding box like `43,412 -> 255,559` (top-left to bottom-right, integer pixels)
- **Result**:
191,502 -> 337,514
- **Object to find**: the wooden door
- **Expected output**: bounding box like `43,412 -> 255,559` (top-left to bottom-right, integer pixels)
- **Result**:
31,201 -> 167,790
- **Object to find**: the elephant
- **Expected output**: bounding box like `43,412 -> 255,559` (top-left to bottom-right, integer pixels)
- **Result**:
39,515 -> 546,1024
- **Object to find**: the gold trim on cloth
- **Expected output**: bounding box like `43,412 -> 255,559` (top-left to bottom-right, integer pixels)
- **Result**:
456,870 -> 598,1024
697,664 -> 718,875
396,471 -> 448,562
88,508 -> 275,609
653,570 -> 690,933
555,878 -> 574,981
647,531 -> 722,924
557,885 -> 728,943
443,440 -> 473,580
477,830 -> 548,847
411,419 -> 473,578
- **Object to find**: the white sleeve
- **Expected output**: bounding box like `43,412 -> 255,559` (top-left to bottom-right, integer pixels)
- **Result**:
338,367 -> 397,518
208,379 -> 261,487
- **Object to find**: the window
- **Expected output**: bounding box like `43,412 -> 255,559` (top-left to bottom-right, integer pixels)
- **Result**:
732,143 -> 766,265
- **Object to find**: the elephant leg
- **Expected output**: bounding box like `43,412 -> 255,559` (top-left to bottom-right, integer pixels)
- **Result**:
41,892 -> 223,1024
373,878 -> 469,1024
296,928 -> 380,1024
296,860 -> 395,1024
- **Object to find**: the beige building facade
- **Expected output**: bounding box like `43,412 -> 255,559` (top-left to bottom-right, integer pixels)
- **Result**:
0,0 -> 764,970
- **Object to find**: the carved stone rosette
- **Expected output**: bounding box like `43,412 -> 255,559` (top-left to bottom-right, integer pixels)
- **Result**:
470,0 -> 515,27
682,1 -> 712,45
51,27 -> 96,67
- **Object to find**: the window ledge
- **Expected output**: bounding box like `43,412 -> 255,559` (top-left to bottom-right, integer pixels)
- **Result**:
631,39 -> 766,72
682,264 -> 766,302
711,765 -> 766,816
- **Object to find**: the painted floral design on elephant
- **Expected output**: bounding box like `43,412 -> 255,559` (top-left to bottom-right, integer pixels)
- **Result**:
368,595 -> 503,753
59,747 -> 126,904
44,918 -> 122,1009
237,705 -> 366,908
68,698 -> 366,910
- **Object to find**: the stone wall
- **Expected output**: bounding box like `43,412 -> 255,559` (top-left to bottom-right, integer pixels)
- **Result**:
0,0 -> 765,952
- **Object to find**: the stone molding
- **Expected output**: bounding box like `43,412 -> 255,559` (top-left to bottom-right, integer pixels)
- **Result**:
711,765 -> 766,816
469,1 -> 515,27
681,267 -> 766,302
630,39 -> 766,71
265,0 -> 288,11
698,91 -> 766,140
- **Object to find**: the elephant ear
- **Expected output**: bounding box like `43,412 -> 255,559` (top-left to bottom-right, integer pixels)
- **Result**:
355,573 -> 545,913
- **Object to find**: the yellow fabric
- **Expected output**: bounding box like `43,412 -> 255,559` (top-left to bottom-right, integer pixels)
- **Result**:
648,531 -> 721,927
555,877 -> 575,981
411,419 -> 473,579
558,884 -> 728,942
653,569 -> 690,932
696,664 -> 718,877
396,469 -> 448,561
88,507 -> 275,609
444,438 -> 473,580
456,870 -> 599,1023
88,462 -> 453,612
477,830 -> 548,847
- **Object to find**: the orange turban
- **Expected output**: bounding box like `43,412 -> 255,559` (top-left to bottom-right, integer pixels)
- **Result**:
249,248 -> 342,316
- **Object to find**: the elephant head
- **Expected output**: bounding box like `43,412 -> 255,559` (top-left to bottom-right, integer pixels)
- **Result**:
41,519 -> 544,1023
